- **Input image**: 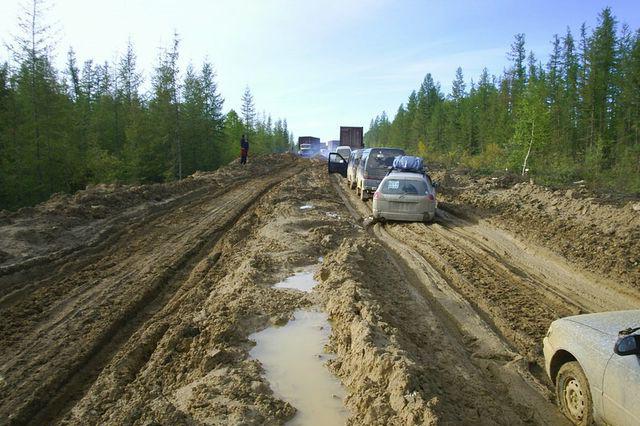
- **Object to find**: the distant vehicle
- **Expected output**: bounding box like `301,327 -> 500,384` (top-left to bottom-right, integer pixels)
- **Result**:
299,143 -> 313,158
339,126 -> 364,149
298,136 -> 320,150
298,136 -> 321,158
346,149 -> 364,189
543,310 -> 640,426
355,147 -> 404,200
335,146 -> 352,161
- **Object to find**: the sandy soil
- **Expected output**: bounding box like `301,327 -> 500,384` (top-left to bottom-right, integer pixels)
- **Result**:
0,156 -> 635,425
430,169 -> 640,290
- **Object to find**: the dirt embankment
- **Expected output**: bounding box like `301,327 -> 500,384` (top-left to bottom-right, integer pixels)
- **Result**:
431,169 -> 640,290
0,154 -> 296,275
316,238 -> 537,425
0,156 -> 307,424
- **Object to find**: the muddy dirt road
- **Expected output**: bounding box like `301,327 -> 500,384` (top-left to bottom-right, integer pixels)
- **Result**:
0,156 -> 637,425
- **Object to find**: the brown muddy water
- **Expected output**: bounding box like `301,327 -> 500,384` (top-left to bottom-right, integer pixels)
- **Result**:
249,309 -> 348,425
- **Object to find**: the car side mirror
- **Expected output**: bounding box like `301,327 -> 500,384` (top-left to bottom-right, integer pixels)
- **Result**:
614,335 -> 640,356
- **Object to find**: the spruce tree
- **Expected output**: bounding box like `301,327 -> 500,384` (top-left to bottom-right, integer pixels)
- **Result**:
241,86 -> 256,132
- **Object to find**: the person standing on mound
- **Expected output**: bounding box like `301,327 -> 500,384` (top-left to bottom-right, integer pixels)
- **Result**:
240,134 -> 249,165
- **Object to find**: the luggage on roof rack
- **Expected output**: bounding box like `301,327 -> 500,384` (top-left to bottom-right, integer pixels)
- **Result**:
391,155 -> 425,173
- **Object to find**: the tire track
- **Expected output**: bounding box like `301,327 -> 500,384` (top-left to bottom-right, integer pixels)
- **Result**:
386,221 -> 572,366
330,171 -> 638,401
0,168 -> 274,308
0,165 -> 300,425
434,209 -> 640,312
329,174 -> 569,425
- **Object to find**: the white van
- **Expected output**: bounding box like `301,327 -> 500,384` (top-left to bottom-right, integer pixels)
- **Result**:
335,146 -> 352,161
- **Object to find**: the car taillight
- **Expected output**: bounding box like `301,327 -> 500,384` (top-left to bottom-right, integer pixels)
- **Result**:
373,191 -> 381,200
427,194 -> 434,201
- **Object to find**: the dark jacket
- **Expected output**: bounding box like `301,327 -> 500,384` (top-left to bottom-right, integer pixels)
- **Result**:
240,138 -> 249,151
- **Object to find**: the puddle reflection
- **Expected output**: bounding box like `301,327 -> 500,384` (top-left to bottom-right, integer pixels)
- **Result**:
274,267 -> 317,292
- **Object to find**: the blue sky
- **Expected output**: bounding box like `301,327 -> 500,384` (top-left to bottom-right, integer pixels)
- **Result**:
2,0 -> 638,141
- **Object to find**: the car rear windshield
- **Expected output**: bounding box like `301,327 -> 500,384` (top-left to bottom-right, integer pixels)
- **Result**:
380,178 -> 429,195
368,149 -> 403,167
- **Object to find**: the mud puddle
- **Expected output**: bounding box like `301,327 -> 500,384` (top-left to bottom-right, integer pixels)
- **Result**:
274,266 -> 317,292
249,309 -> 348,425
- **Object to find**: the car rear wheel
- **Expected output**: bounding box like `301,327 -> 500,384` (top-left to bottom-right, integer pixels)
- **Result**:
556,361 -> 593,426
360,188 -> 368,201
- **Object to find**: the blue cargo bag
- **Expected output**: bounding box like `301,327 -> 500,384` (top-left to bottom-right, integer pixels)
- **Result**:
392,155 -> 425,172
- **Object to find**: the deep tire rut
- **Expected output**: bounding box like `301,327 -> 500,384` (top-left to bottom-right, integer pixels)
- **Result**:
0,165 -> 300,425
329,174 -> 576,424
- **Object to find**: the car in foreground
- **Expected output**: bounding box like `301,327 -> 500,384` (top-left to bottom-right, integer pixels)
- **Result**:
543,310 -> 640,425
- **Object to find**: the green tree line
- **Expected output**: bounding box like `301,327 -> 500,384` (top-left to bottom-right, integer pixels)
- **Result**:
0,1 -> 292,210
365,8 -> 640,192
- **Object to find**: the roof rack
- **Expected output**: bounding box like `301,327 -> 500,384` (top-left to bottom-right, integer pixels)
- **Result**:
389,155 -> 426,174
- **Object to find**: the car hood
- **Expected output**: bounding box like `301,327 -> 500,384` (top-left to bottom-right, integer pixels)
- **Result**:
564,310 -> 640,336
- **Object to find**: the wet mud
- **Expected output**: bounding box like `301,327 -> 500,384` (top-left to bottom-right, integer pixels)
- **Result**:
1,156 -> 633,425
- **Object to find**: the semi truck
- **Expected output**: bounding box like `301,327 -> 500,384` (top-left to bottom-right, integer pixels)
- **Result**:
297,136 -> 321,157
339,126 -> 364,149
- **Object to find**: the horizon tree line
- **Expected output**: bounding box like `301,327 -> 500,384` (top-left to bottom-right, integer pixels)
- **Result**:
365,7 -> 639,192
0,0 -> 293,210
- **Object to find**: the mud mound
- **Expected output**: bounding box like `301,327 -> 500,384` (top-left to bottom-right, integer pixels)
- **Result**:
434,169 -> 640,289
42,161 -> 355,424
0,154 -> 297,272
316,237 -> 532,425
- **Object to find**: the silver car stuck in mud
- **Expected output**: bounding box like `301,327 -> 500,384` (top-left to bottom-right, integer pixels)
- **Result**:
543,310 -> 640,425
372,171 -> 437,222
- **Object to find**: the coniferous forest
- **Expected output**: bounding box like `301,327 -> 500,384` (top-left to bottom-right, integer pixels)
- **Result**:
0,2 -> 293,211
365,8 -> 639,193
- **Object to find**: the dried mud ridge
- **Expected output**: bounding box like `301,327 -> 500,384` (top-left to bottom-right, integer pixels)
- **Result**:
0,156 -> 636,425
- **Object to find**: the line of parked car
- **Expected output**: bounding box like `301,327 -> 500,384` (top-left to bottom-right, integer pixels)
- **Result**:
328,146 -> 437,223
326,146 -> 640,426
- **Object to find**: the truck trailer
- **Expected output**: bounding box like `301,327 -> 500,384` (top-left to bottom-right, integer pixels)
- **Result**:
339,126 -> 364,149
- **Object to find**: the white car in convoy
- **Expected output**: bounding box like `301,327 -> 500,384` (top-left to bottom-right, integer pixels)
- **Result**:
372,171 -> 437,222
543,310 -> 640,425
335,145 -> 352,161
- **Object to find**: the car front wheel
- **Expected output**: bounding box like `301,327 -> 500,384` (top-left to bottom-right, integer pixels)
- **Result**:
556,361 -> 594,426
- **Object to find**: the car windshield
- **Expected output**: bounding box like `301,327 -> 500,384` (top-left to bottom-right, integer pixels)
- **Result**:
381,178 -> 429,195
